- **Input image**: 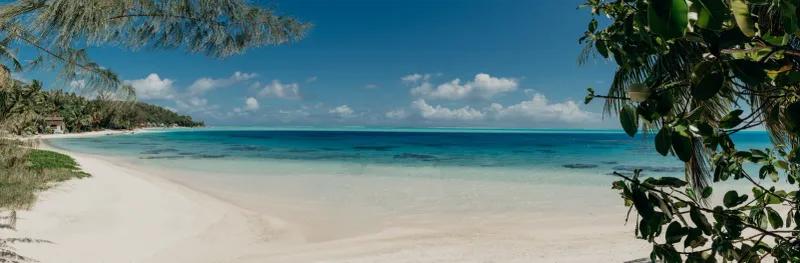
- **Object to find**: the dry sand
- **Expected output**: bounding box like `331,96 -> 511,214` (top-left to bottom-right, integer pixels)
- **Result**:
6,136 -> 651,263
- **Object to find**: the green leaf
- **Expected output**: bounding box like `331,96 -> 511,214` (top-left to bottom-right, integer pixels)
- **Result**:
691,62 -> 724,101
719,27 -> 750,49
795,211 -> 800,229
690,206 -> 712,235
767,207 -> 784,229
720,109 -> 744,129
686,188 -> 697,201
595,40 -> 609,58
730,59 -> 767,86
775,160 -> 790,170
610,46 -> 629,69
760,165 -> 779,182
654,91 -> 674,115
730,0 -> 756,37
702,187 -> 713,198
620,105 -> 638,137
759,165 -> 770,179
589,18 -> 598,32
689,121 -> 714,136
671,133 -> 693,162
753,187 -> 763,199
752,149 -> 768,157
723,190 -> 748,207
655,127 -> 672,156
653,244 -> 681,263
767,192 -> 782,204
648,0 -> 689,39
584,94 -> 594,104
684,228 -> 708,249
781,0 -> 797,34
665,221 -> 687,244
786,102 -> 800,134
734,151 -> 753,159
632,187 -> 654,220
695,0 -> 729,30
651,177 -> 688,187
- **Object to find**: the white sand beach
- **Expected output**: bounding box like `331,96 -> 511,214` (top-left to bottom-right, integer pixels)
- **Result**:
8,137 -> 652,263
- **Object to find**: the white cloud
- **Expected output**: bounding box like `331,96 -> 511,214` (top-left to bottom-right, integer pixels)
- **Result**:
124,73 -> 176,100
249,81 -> 261,90
402,73 -> 423,83
163,106 -> 178,113
489,93 -> 597,123
391,93 -> 597,125
188,97 -> 207,107
410,73 -> 518,100
329,105 -> 355,118
306,76 -> 318,83
364,84 -> 378,89
523,89 -> 535,95
258,80 -> 302,99
175,98 -> 219,113
411,99 -> 484,121
401,73 -> 437,84
188,71 -> 258,95
386,109 -> 409,120
244,97 -> 259,111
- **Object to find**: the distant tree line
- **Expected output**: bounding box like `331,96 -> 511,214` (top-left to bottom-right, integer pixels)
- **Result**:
0,80 -> 204,135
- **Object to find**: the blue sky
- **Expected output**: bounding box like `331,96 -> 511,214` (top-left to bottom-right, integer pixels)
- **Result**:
29,0 -> 621,128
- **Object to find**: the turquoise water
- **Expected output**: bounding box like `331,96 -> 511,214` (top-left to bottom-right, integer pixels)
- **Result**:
48,127 -> 772,185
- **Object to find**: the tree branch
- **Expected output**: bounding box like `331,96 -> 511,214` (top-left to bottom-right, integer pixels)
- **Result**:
593,94 -> 630,100
106,13 -> 275,28
0,26 -> 102,76
612,172 -> 791,243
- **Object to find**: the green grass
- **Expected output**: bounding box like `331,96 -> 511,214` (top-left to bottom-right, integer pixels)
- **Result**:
0,147 -> 90,210
28,150 -> 90,177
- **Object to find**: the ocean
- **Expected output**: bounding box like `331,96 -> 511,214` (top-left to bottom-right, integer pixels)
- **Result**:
46,127 -> 774,243
49,127 -> 771,183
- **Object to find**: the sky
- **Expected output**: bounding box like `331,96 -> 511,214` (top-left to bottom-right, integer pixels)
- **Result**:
25,0 -> 622,128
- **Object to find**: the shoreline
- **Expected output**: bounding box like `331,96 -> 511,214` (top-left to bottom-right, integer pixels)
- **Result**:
9,138 -> 652,262
12,140 -> 296,263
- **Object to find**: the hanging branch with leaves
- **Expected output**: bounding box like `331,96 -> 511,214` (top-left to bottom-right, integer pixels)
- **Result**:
580,0 -> 800,262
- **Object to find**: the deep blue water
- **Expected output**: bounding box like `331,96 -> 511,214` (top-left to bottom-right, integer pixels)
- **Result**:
49,128 -> 773,176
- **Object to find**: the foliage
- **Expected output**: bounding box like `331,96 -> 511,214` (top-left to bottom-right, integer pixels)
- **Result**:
0,82 -> 204,135
579,0 -> 800,261
28,149 -> 88,175
0,0 -> 311,95
0,144 -> 89,211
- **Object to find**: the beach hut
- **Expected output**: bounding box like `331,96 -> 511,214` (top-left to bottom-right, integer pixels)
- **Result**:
44,116 -> 65,134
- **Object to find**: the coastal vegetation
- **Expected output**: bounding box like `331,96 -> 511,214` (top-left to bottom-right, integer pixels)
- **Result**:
0,1 -> 311,262
0,143 -> 87,262
581,0 -> 800,261
1,81 -> 204,135
1,145 -> 89,211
